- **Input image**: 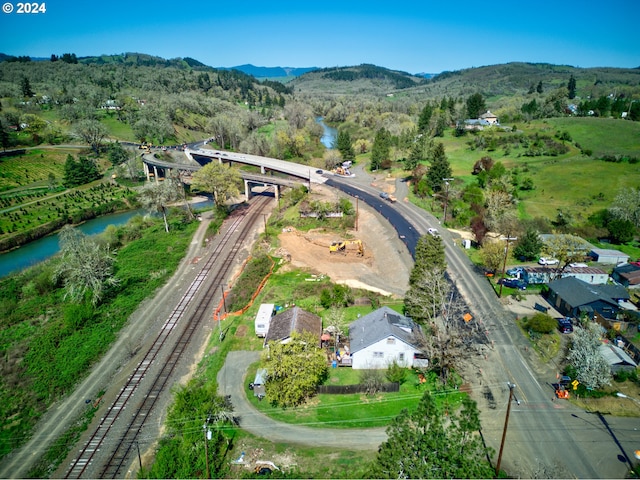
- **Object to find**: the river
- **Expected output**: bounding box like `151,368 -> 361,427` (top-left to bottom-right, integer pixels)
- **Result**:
0,209 -> 143,279
316,117 -> 337,149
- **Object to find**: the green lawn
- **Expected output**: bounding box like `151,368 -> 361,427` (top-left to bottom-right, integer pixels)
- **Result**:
245,363 -> 464,429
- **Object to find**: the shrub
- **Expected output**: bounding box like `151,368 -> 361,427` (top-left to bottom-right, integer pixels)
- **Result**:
525,313 -> 557,334
385,360 -> 408,385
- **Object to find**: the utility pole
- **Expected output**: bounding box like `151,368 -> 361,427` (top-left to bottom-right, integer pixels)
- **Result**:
498,236 -> 517,298
495,383 -> 518,476
442,178 -> 453,224
203,424 -> 211,479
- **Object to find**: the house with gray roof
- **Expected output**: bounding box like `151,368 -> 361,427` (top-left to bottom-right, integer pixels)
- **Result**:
612,263 -> 640,288
263,306 -> 322,346
348,306 -> 427,370
547,277 -> 630,319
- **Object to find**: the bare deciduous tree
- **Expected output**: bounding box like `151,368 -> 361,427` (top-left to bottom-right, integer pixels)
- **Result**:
53,225 -> 119,305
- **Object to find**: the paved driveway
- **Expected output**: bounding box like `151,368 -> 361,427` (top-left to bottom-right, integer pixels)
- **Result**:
217,351 -> 387,449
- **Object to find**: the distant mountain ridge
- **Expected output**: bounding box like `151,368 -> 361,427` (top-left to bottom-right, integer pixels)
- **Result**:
224,64 -> 318,78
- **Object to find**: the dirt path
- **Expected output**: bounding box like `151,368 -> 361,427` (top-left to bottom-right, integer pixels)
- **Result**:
218,351 -> 387,449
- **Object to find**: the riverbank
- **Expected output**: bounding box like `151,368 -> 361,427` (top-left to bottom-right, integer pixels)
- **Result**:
0,182 -> 137,252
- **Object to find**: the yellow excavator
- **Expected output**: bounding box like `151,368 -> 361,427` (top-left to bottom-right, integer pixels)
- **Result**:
329,240 -> 364,256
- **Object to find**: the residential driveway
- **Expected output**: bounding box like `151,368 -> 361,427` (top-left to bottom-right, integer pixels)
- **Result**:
217,351 -> 387,449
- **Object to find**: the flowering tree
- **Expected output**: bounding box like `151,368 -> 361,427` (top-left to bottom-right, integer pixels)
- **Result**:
567,323 -> 612,389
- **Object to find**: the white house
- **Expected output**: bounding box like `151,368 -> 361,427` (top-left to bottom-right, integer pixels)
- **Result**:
348,306 -> 427,370
254,303 -> 275,337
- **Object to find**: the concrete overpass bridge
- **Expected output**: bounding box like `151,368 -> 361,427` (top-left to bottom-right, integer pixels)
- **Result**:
142,148 -> 327,200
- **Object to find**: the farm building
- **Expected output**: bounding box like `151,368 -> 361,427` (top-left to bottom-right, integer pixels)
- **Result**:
589,248 -> 630,265
263,306 -> 322,347
348,306 -> 427,370
254,303 -> 275,337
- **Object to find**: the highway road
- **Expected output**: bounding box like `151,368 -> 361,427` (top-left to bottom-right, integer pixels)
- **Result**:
327,172 -> 639,478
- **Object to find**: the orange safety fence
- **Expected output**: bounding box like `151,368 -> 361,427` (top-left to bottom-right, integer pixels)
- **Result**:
213,255 -> 277,322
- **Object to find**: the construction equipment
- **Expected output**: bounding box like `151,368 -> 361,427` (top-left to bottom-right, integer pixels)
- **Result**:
329,240 -> 364,256
552,383 -> 570,399
334,166 -> 351,176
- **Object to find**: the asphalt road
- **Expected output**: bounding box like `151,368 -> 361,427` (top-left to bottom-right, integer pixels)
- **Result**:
324,171 -> 640,478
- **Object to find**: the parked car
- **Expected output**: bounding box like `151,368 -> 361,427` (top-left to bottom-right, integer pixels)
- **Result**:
498,278 -> 527,290
506,266 -> 525,276
557,317 -> 573,333
538,257 -> 559,265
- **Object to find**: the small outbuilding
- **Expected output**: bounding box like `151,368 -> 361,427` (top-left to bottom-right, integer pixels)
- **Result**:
612,263 -> 640,288
589,248 -> 630,265
599,343 -> 638,374
263,306 -> 322,346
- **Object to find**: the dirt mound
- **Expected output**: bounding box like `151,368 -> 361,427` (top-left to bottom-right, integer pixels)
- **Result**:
276,207 -> 412,297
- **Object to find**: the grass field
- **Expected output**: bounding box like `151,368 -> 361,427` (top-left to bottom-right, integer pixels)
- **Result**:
245,363 -> 463,429
434,118 -> 640,222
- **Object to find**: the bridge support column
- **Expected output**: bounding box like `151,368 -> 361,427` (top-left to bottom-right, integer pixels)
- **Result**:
143,162 -> 150,182
153,165 -> 159,182
244,180 -> 251,200
274,185 -> 280,202
260,165 -> 266,174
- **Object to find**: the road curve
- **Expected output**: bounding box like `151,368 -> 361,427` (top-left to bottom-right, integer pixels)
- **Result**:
217,351 -> 387,450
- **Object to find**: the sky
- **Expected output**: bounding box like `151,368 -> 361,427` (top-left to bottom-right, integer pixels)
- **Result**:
2,0 -> 639,73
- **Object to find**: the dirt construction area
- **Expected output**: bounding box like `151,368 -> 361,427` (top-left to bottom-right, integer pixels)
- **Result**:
275,184 -> 414,297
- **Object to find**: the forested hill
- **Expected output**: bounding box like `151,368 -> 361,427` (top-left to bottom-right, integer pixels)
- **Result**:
291,64 -> 426,94
225,64 -> 318,78
291,61 -> 640,99
420,62 -> 640,99
0,53 -> 293,145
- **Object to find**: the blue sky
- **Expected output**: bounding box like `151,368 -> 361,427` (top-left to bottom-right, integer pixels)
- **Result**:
2,0 -> 638,73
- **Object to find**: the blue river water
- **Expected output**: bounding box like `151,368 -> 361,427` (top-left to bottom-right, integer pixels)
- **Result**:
0,209 -> 143,279
316,117 -> 338,149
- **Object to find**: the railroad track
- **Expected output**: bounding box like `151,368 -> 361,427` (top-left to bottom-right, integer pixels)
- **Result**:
65,194 -> 272,479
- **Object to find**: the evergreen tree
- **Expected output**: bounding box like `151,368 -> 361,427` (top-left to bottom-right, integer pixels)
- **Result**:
409,234 -> 446,286
63,155 -> 101,187
335,129 -> 355,161
370,128 -> 391,171
536,80 -> 544,94
405,233 -> 448,323
417,102 -> 434,133
466,92 -> 486,119
513,228 -> 544,260
369,391 -> 494,479
426,142 -> 452,192
0,120 -> 10,151
20,76 -> 34,97
568,74 -> 577,99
